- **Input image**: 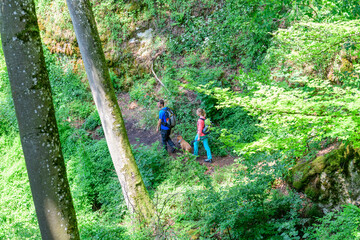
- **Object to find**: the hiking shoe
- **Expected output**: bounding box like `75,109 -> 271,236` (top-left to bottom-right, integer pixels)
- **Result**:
171,148 -> 178,153
204,159 -> 212,163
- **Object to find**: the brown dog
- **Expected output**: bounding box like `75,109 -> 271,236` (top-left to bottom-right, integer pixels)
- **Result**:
177,136 -> 193,153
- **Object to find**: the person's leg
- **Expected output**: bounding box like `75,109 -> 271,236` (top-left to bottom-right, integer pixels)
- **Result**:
166,129 -> 176,151
193,134 -> 199,156
202,137 -> 212,160
160,129 -> 168,152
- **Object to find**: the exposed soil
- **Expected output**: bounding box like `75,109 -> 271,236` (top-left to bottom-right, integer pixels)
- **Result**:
117,93 -> 161,146
117,93 -> 236,170
316,140 -> 340,157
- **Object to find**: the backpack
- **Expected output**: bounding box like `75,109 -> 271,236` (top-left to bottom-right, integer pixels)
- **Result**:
161,107 -> 176,128
200,118 -> 212,135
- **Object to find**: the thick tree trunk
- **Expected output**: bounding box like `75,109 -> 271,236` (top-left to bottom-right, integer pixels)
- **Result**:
0,1 -> 79,239
66,0 -> 154,221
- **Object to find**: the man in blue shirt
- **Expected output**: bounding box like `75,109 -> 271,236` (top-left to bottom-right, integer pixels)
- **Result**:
156,100 -> 176,153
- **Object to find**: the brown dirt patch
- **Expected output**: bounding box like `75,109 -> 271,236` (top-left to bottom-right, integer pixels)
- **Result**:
316,141 -> 340,157
117,92 -> 160,147
123,118 -> 160,147
199,155 -> 236,175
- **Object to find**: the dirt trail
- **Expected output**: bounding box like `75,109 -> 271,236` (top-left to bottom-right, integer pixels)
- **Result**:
117,93 -> 235,170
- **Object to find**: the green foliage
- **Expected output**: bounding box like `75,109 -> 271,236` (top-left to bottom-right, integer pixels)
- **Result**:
306,204 -> 360,239
110,70 -> 125,92
268,20 -> 360,78
136,149 -> 211,189
44,49 -> 94,121
133,142 -> 168,189
212,164 -> 246,187
165,0 -> 311,69
144,0 -> 215,26
137,107 -> 158,131
36,0 -> 74,42
92,0 -> 151,62
153,54 -> 182,98
82,111 -> 101,131
209,61 -> 360,158
61,126 -> 126,215
214,106 -> 261,154
0,46 -> 17,135
167,154 -> 211,187
187,152 -> 308,239
129,75 -> 157,106
310,0 -> 360,21
0,136 -> 40,239
77,210 -> 129,239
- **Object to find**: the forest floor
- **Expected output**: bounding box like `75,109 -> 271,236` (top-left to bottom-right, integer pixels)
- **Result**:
117,93 -> 236,173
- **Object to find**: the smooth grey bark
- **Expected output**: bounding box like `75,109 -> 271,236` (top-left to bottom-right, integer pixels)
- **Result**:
66,0 -> 154,221
0,1 -> 79,239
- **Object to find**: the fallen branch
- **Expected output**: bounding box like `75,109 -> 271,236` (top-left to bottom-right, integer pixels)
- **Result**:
150,49 -> 170,93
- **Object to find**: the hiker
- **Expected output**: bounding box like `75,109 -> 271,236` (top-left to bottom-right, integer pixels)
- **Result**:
194,108 -> 212,163
156,100 -> 176,153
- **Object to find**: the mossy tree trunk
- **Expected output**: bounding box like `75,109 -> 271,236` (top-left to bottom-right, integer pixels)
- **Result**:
66,0 -> 154,221
0,1 -> 79,239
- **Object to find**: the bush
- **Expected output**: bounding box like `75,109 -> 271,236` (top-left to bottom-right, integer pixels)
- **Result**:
82,111 -> 101,131
306,204 -> 360,240
0,136 -> 40,239
133,142 -> 168,189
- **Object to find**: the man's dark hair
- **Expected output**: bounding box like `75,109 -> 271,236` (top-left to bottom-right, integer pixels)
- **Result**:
159,99 -> 165,106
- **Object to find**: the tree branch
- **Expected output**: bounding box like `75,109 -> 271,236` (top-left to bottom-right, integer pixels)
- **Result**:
150,49 -> 171,93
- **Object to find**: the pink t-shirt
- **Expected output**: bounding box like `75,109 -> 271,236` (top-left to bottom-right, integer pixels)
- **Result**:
197,117 -> 206,137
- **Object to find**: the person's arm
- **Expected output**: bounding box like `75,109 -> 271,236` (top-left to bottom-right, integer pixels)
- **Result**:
156,119 -> 162,132
157,110 -> 163,132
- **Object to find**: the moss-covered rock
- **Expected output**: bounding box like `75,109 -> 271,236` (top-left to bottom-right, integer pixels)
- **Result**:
340,58 -> 354,72
289,144 -> 360,210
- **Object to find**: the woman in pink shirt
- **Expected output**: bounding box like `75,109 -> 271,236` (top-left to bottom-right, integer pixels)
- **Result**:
193,108 -> 212,163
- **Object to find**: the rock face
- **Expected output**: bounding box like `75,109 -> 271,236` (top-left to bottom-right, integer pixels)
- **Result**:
289,144 -> 360,211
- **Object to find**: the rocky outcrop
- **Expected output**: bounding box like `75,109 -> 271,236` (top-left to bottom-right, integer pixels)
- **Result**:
289,144 -> 360,211
37,1 -> 169,91
327,49 -> 360,83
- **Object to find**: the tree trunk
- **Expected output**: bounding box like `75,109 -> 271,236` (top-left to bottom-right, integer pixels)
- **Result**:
0,1 -> 79,239
66,0 -> 154,221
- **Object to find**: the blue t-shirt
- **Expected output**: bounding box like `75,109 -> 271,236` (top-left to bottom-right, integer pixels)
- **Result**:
159,107 -> 170,130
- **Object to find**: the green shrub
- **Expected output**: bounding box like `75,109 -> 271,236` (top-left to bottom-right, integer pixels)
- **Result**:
128,75 -> 157,105
44,48 -> 94,122
133,142 -> 168,189
96,126 -> 105,138
168,155 -> 211,187
201,179 -> 308,239
78,211 -> 130,240
268,20 -> 360,78
306,204 -> 360,240
110,70 -> 125,92
65,136 -> 125,214
82,110 -> 101,131
133,142 -> 211,190
0,136 -> 40,239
